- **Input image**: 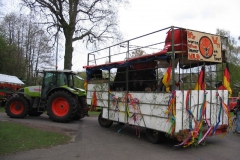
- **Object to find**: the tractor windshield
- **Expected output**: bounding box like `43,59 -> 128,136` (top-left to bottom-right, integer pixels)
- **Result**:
57,73 -> 67,86
67,74 -> 74,88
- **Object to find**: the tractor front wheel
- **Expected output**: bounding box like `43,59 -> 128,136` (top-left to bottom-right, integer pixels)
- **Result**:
5,94 -> 29,118
46,90 -> 77,122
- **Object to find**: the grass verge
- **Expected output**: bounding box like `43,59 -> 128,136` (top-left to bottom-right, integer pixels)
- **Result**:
88,111 -> 100,116
0,121 -> 71,155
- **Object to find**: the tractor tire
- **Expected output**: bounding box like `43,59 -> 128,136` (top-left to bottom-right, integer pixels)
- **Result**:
72,97 -> 88,120
28,109 -> 43,116
72,104 -> 82,120
5,94 -> 29,118
46,90 -> 77,123
98,112 -> 113,128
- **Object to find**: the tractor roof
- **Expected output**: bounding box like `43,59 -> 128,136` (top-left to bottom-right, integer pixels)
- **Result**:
42,69 -> 77,74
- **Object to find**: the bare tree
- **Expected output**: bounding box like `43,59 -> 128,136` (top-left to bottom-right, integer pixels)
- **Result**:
216,29 -> 240,95
0,0 -> 3,16
216,29 -> 239,63
0,13 -> 25,77
129,48 -> 146,57
0,13 -> 54,85
23,14 -> 54,84
21,0 -> 128,70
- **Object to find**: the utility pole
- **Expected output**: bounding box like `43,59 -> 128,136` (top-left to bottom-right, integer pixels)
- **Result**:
56,33 -> 59,70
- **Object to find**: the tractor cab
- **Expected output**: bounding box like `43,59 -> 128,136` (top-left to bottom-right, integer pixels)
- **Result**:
40,70 -> 76,99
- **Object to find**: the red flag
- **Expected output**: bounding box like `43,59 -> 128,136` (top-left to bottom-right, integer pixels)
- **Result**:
218,64 -> 232,97
89,91 -> 97,111
194,66 -> 205,90
162,66 -> 172,92
84,80 -> 88,90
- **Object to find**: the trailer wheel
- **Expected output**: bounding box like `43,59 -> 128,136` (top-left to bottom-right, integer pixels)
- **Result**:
98,112 -> 113,128
5,95 -> 29,118
46,90 -> 77,122
146,129 -> 162,144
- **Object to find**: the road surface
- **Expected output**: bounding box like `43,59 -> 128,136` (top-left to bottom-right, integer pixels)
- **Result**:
0,112 -> 239,160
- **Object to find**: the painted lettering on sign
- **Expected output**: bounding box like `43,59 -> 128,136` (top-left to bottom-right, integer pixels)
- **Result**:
34,88 -> 41,92
187,30 -> 222,62
214,55 -> 221,61
211,36 -> 220,48
188,53 -> 200,60
187,31 -> 196,40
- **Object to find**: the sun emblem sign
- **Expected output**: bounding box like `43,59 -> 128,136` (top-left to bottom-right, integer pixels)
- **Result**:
199,36 -> 213,59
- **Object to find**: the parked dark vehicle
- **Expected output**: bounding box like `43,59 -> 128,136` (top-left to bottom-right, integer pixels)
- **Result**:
228,97 -> 238,111
0,74 -> 24,107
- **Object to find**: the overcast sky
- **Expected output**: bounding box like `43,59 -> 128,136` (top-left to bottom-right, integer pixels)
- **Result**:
119,0 -> 240,39
1,0 -> 240,71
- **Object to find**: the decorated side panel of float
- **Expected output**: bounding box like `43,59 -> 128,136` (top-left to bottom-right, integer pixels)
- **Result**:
84,26 -> 231,146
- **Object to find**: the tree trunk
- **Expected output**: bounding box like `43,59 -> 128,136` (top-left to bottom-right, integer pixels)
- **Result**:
64,32 -> 74,70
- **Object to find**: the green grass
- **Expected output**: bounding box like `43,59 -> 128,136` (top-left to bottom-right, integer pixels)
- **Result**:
88,106 -> 101,116
88,111 -> 100,115
0,121 -> 71,155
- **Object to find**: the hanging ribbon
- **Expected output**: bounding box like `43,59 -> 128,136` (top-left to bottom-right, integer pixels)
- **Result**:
196,91 -> 208,143
175,90 -> 210,147
89,91 -> 97,111
122,93 -> 140,118
109,90 -> 120,122
211,93 -> 232,136
175,90 -> 197,147
165,91 -> 176,137
118,93 -> 144,137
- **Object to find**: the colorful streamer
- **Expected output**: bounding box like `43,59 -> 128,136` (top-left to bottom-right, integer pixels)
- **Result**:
165,91 -> 176,137
211,93 -> 232,135
89,91 -> 97,111
175,90 -> 211,147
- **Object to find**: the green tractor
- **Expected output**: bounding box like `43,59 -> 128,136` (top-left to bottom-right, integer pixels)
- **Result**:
5,70 -> 89,122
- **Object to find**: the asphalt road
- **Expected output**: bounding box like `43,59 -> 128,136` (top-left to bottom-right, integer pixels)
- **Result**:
0,112 -> 240,160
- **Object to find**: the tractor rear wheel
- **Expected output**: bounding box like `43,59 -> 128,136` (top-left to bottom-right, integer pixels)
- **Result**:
46,90 -> 77,122
72,103 -> 82,120
5,94 -> 29,118
72,97 -> 88,120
